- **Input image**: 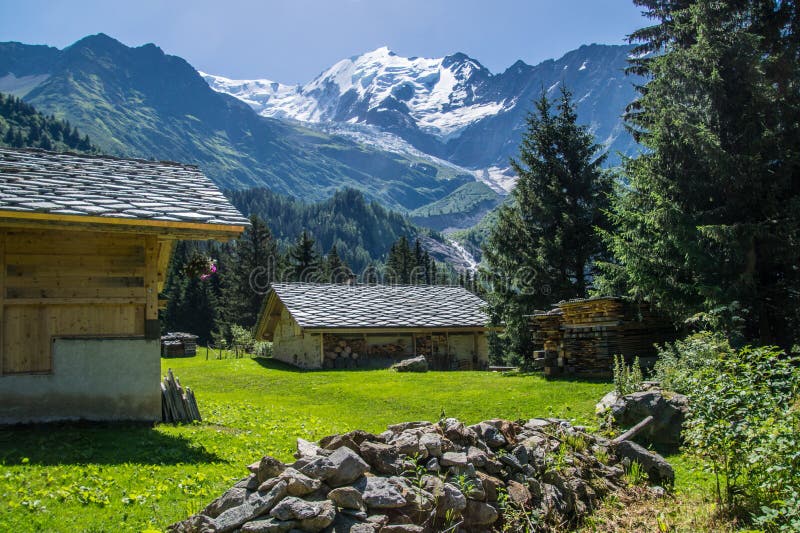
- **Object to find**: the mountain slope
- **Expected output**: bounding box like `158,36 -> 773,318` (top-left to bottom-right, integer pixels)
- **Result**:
0,92 -> 96,152
0,34 -> 472,211
204,44 -> 641,179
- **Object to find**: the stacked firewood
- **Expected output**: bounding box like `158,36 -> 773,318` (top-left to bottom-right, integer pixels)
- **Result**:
531,297 -> 675,377
161,369 -> 201,423
323,335 -> 366,363
367,339 -> 408,357
414,335 -> 433,356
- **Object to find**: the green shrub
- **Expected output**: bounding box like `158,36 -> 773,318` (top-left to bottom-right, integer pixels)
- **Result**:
613,354 -> 643,395
676,335 -> 800,526
652,331 -> 732,394
252,341 -> 272,359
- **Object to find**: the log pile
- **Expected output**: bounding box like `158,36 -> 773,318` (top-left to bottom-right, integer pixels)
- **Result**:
323,335 -> 365,365
367,339 -> 409,357
531,297 -> 675,377
161,369 -> 202,423
161,332 -> 198,357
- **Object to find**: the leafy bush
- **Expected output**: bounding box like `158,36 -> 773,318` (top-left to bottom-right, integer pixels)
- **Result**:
673,334 -> 800,527
652,331 -> 732,394
252,341 -> 272,359
613,354 -> 643,395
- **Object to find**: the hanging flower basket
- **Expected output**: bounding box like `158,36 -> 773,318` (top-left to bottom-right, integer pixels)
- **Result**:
183,253 -> 217,280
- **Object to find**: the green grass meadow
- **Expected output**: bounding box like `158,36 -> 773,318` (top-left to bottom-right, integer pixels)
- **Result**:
0,355 -> 641,532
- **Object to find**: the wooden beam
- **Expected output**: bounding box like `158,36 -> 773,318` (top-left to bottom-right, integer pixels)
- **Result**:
144,235 -> 159,339
0,213 -> 245,241
0,231 -> 4,376
156,239 -> 175,293
4,297 -> 146,306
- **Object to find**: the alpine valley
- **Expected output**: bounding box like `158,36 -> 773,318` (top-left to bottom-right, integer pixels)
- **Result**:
0,33 -> 640,266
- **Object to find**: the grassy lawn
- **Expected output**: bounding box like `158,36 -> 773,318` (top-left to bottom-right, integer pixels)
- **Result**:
0,355 -> 702,532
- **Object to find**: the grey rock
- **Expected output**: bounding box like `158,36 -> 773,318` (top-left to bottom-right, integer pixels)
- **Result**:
424,457 -> 440,472
326,446 -> 370,487
436,483 -> 467,516
511,444 -> 529,466
270,496 -> 320,521
296,438 -> 323,459
299,455 -> 338,481
299,500 -> 336,532
615,440 -> 675,486
418,433 -> 443,457
469,422 -> 506,448
255,456 -> 288,482
440,451 -> 467,467
499,452 -> 524,472
212,480 -> 288,533
391,431 -> 426,458
381,525 -> 424,533
328,513 -> 378,532
358,477 -> 408,509
268,468 -> 321,496
462,500 -> 499,526
386,421 -> 433,432
606,389 -> 689,447
329,486 -> 365,511
359,441 -> 402,475
201,486 -> 248,518
240,517 -> 297,532
391,356 -> 428,372
466,445 -> 489,467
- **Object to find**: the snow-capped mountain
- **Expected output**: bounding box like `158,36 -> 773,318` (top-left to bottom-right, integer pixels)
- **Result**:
203,43 -> 640,193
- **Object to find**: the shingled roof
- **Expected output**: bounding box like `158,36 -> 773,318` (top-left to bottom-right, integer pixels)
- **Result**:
0,147 -> 248,227
267,283 -> 489,329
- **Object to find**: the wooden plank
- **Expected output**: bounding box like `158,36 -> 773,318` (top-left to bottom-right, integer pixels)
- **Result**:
5,275 -> 144,289
144,235 -> 159,321
6,286 -> 146,299
0,211 -> 245,239
0,231 -> 4,376
5,297 -> 146,306
6,255 -> 143,268
156,239 -> 175,293
7,264 -> 146,277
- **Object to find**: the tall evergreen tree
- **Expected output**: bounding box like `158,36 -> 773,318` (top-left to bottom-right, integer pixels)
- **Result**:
599,1 -> 800,346
288,230 -> 320,281
484,87 -> 612,362
325,243 -> 352,283
219,215 -> 279,330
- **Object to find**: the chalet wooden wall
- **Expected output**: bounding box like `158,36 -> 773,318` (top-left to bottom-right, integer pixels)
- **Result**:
0,228 -> 171,375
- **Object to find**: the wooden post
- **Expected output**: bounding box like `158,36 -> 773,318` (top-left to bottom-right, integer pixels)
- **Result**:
320,333 -> 325,367
144,235 -> 159,339
412,333 -> 417,356
0,231 -> 5,376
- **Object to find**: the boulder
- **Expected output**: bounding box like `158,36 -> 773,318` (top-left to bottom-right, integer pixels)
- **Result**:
357,477 -> 409,509
359,441 -> 403,475
462,500 -> 499,526
602,389 -> 689,447
211,480 -> 288,533
240,517 -> 296,532
615,440 -> 675,486
391,356 -> 428,373
326,447 -> 370,487
329,486 -> 366,511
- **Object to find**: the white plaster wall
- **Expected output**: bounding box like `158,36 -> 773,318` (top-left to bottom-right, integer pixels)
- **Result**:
272,309 -> 322,369
0,337 -> 160,424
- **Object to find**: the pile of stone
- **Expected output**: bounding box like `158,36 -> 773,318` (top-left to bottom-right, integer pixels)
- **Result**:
169,416 -> 671,532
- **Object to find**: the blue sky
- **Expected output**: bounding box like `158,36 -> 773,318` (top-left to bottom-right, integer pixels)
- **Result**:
0,1 -> 648,84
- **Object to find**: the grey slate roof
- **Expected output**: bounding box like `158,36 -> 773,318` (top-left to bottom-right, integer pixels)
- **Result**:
0,147 -> 249,226
271,283 -> 489,329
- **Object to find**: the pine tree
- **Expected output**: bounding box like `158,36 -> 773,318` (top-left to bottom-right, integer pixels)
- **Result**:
219,215 -> 279,330
599,1 -> 800,346
484,87 -> 612,362
325,243 -> 352,283
288,230 -> 320,282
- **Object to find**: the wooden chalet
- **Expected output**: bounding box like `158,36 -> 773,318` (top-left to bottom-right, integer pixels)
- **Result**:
0,147 -> 247,423
255,283 -> 492,370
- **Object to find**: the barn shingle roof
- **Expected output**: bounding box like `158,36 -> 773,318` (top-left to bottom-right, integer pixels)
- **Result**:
270,283 -> 489,329
0,147 -> 248,226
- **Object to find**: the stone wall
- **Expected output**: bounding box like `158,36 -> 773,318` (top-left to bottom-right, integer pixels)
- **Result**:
170,416 -> 672,532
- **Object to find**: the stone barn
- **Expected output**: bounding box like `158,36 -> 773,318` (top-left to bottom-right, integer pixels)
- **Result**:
0,147 -> 247,424
255,283 -> 491,370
